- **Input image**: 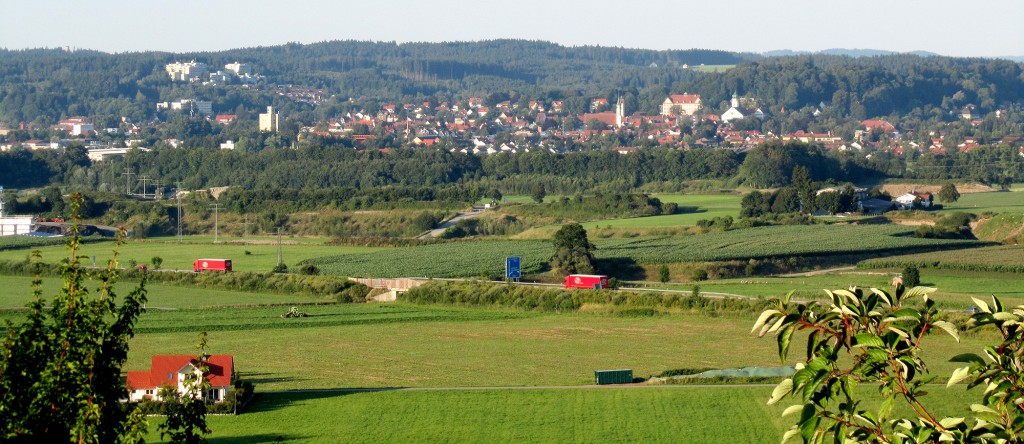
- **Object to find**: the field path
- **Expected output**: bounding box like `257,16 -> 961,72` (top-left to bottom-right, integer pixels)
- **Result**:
417,208 -> 486,238
776,266 -> 857,277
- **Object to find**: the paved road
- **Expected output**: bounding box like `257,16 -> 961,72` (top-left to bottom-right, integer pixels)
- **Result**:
417,208 -> 487,239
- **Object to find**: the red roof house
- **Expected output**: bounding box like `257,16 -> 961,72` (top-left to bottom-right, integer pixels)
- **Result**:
126,355 -> 234,402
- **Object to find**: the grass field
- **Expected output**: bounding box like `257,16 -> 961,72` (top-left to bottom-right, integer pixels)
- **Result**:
939,188 -> 1024,214
309,224 -> 984,278
0,239 -> 384,273
147,387 -> 791,443
579,194 -> 741,229
141,384 -> 987,443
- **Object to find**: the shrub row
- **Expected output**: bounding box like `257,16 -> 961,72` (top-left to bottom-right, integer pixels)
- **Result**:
858,260 -> 1024,274
0,259 -> 367,299
400,281 -> 773,314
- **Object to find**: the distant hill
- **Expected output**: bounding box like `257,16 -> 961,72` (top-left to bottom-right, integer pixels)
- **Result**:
763,48 -> 939,58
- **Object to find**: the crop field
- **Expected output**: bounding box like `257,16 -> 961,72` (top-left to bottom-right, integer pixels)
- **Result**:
0,239 -> 384,272
677,269 -> 1024,305
309,224 -> 984,278
0,235 -> 67,251
859,244 -> 1024,273
0,275 -> 321,311
579,194 -> 741,229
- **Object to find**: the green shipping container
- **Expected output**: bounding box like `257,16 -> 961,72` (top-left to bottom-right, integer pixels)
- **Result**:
595,369 -> 633,385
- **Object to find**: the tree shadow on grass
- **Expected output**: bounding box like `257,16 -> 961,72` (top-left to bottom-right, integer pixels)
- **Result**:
209,433 -> 307,443
595,257 -> 645,280
246,388 -> 405,414
243,372 -> 307,386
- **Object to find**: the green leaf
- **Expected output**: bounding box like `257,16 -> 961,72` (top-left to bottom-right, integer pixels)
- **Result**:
878,395 -> 895,420
769,378 -> 794,405
939,417 -> 965,428
778,324 -> 797,361
992,312 -> 1018,321
888,308 -> 922,322
753,309 -> 781,334
782,404 -> 803,417
949,353 -> 985,366
971,297 -> 991,314
781,428 -> 800,444
853,333 -> 884,348
783,290 -> 795,306
767,315 -> 788,335
902,286 -> 936,299
947,366 -> 972,388
931,320 -> 960,342
799,404 -> 820,442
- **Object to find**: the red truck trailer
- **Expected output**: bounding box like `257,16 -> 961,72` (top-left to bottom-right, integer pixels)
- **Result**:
564,274 -> 609,289
194,258 -> 232,272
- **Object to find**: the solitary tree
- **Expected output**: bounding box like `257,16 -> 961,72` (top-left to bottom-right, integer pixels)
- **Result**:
550,223 -> 595,275
658,264 -> 671,283
531,183 -> 546,203
940,183 -> 961,203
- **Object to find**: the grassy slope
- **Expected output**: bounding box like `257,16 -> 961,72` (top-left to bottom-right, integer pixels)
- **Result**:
938,187 -> 1024,214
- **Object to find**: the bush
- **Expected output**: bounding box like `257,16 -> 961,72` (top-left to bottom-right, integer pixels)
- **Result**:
296,264 -> 320,275
902,265 -> 921,287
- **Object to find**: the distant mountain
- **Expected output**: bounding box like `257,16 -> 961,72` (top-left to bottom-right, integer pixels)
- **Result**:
762,48 -> 939,58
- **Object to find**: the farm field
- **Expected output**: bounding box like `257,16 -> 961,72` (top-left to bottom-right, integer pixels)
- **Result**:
0,235 -> 67,250
309,224 -> 985,278
146,387 -> 791,443
860,244 -> 1024,273
142,384 -> 982,443
939,188 -> 1024,214
0,239 -> 384,272
675,269 -> 1024,305
0,274 -> 321,310
579,194 -> 741,229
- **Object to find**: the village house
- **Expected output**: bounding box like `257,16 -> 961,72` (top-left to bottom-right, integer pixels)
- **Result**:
894,192 -> 933,210
720,93 -> 765,123
126,355 -> 234,403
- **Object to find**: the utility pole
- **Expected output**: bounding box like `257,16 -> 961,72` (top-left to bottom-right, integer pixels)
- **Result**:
276,227 -> 283,267
210,203 -> 222,243
175,181 -> 184,242
138,175 -> 149,198
242,216 -> 249,245
122,168 -> 133,195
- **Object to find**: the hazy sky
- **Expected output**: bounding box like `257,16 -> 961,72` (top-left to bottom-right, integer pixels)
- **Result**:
4,0 -> 1023,57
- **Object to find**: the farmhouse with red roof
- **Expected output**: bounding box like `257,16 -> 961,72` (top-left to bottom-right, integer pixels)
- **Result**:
126,355 -> 234,402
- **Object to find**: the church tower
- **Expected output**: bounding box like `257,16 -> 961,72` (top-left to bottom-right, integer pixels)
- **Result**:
731,92 -> 740,109
615,97 -> 625,127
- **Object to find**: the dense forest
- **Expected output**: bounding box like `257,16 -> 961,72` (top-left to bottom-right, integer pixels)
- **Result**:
1,40 -> 1021,127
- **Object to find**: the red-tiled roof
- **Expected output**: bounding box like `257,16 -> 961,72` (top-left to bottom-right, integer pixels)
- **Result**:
668,94 -> 701,104
127,355 -> 233,390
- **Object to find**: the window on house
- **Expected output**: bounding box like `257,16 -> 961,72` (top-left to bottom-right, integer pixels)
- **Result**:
145,389 -> 154,395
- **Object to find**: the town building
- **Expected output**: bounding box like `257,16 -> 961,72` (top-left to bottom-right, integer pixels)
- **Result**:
165,61 -> 209,82
259,106 -> 280,132
660,94 -> 702,116
721,93 -> 765,123
0,187 -> 34,236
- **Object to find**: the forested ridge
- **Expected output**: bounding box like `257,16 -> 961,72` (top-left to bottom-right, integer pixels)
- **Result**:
1,40 -> 1021,126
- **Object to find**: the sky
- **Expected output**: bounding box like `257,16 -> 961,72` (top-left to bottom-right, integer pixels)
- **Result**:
3,0 -> 1023,58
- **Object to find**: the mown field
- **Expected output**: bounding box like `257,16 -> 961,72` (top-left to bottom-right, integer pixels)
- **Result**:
0,238 -> 384,272
309,224 -> 985,278
939,188 -> 1024,214
142,384 -> 985,444
579,194 -> 741,229
0,269 -> 1004,443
